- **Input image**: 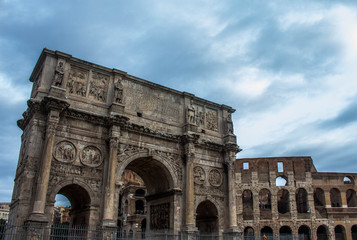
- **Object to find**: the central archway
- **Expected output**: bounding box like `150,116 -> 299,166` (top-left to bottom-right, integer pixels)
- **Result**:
118,155 -> 178,234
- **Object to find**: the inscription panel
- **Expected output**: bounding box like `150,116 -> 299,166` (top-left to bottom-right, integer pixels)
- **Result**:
125,81 -> 183,123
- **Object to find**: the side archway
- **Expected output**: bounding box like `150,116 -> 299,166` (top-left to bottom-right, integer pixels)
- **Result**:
195,200 -> 218,233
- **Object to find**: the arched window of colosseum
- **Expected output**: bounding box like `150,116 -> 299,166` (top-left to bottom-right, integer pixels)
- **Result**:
314,188 -> 325,207
330,188 -> 342,207
317,225 -> 329,240
346,189 -> 357,207
276,176 -> 287,186
277,189 -> 290,214
279,226 -> 292,240
296,188 -> 308,213
135,189 -> 145,197
335,225 -> 346,240
244,227 -> 254,240
298,225 -> 311,240
259,189 -> 271,209
243,190 -> 253,220
135,200 -> 144,214
343,176 -> 353,184
351,225 -> 357,240
261,226 -> 273,240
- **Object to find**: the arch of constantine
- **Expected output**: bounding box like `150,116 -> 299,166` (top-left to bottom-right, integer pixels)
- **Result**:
9,49 -> 357,239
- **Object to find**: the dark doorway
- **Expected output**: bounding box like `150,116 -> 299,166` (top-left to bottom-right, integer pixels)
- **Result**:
196,200 -> 218,233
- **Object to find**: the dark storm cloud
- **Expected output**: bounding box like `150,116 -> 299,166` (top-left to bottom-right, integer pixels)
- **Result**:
319,98 -> 357,129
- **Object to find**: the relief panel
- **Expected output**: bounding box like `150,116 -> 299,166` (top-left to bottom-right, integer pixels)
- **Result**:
88,71 -> 109,102
80,146 -> 103,167
53,141 -> 76,163
206,108 -> 218,131
66,67 -> 88,97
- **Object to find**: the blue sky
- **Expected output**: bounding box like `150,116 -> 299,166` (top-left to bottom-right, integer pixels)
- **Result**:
1,0 -> 357,202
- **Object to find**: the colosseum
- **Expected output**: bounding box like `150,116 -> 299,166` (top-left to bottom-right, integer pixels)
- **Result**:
8,49 -> 357,240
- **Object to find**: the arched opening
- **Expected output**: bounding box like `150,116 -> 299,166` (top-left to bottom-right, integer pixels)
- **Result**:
347,189 -> 357,207
314,188 -> 327,218
298,225 -> 311,240
280,226 -> 292,240
243,190 -> 253,220
135,200 -> 145,214
259,189 -> 272,219
141,219 -> 146,239
330,188 -> 342,207
196,200 -> 218,233
344,176 -> 353,184
244,227 -> 255,240
317,225 -> 329,240
277,189 -> 290,214
261,226 -> 273,240
314,188 -> 325,207
335,225 -> 346,240
276,176 -> 287,186
296,188 -> 308,213
54,184 -> 91,226
135,189 -> 145,197
53,194 -> 71,225
351,225 -> 357,240
120,156 -> 175,232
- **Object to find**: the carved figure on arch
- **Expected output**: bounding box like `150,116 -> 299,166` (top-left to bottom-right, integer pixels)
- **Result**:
114,77 -> 124,104
53,141 -> 76,163
193,166 -> 206,185
52,61 -> 65,87
209,169 -> 222,187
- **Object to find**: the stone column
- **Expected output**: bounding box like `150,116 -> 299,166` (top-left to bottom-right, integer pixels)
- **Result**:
102,126 -> 120,227
224,145 -> 238,233
184,138 -> 196,231
29,110 -> 59,222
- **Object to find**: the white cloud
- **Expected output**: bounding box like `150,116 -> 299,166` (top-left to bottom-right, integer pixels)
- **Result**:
0,73 -> 29,105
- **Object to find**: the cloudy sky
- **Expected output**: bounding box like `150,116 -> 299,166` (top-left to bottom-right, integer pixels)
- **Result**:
1,0 -> 357,202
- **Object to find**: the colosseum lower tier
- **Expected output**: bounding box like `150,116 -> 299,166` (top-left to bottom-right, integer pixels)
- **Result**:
8,49 -> 357,240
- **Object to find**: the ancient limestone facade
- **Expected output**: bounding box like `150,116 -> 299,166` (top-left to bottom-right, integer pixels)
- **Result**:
9,49 -> 357,240
10,49 -> 239,235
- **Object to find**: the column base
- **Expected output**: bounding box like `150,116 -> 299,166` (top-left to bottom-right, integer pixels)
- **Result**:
224,227 -> 240,240
27,212 -> 49,223
102,219 -> 117,228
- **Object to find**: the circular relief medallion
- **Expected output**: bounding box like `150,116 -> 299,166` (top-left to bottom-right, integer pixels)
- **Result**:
193,166 -> 206,185
80,146 -> 102,167
53,141 -> 76,163
208,169 -> 222,187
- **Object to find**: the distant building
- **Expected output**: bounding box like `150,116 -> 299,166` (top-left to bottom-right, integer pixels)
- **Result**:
0,203 -> 10,222
53,206 -> 71,225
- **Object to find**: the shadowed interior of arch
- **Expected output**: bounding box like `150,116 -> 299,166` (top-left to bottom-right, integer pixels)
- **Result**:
196,200 -> 218,233
125,157 -> 174,195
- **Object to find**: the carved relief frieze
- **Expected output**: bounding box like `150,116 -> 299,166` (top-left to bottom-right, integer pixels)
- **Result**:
84,178 -> 102,191
66,67 -> 88,97
150,202 -> 170,230
113,76 -> 124,104
51,162 -> 83,176
195,184 -> 224,196
206,109 -> 218,131
209,168 -> 223,187
53,141 -> 76,163
49,174 -> 63,187
52,60 -> 65,87
153,150 -> 182,181
118,144 -> 148,159
80,146 -> 103,167
193,166 -> 205,185
89,71 -> 109,102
